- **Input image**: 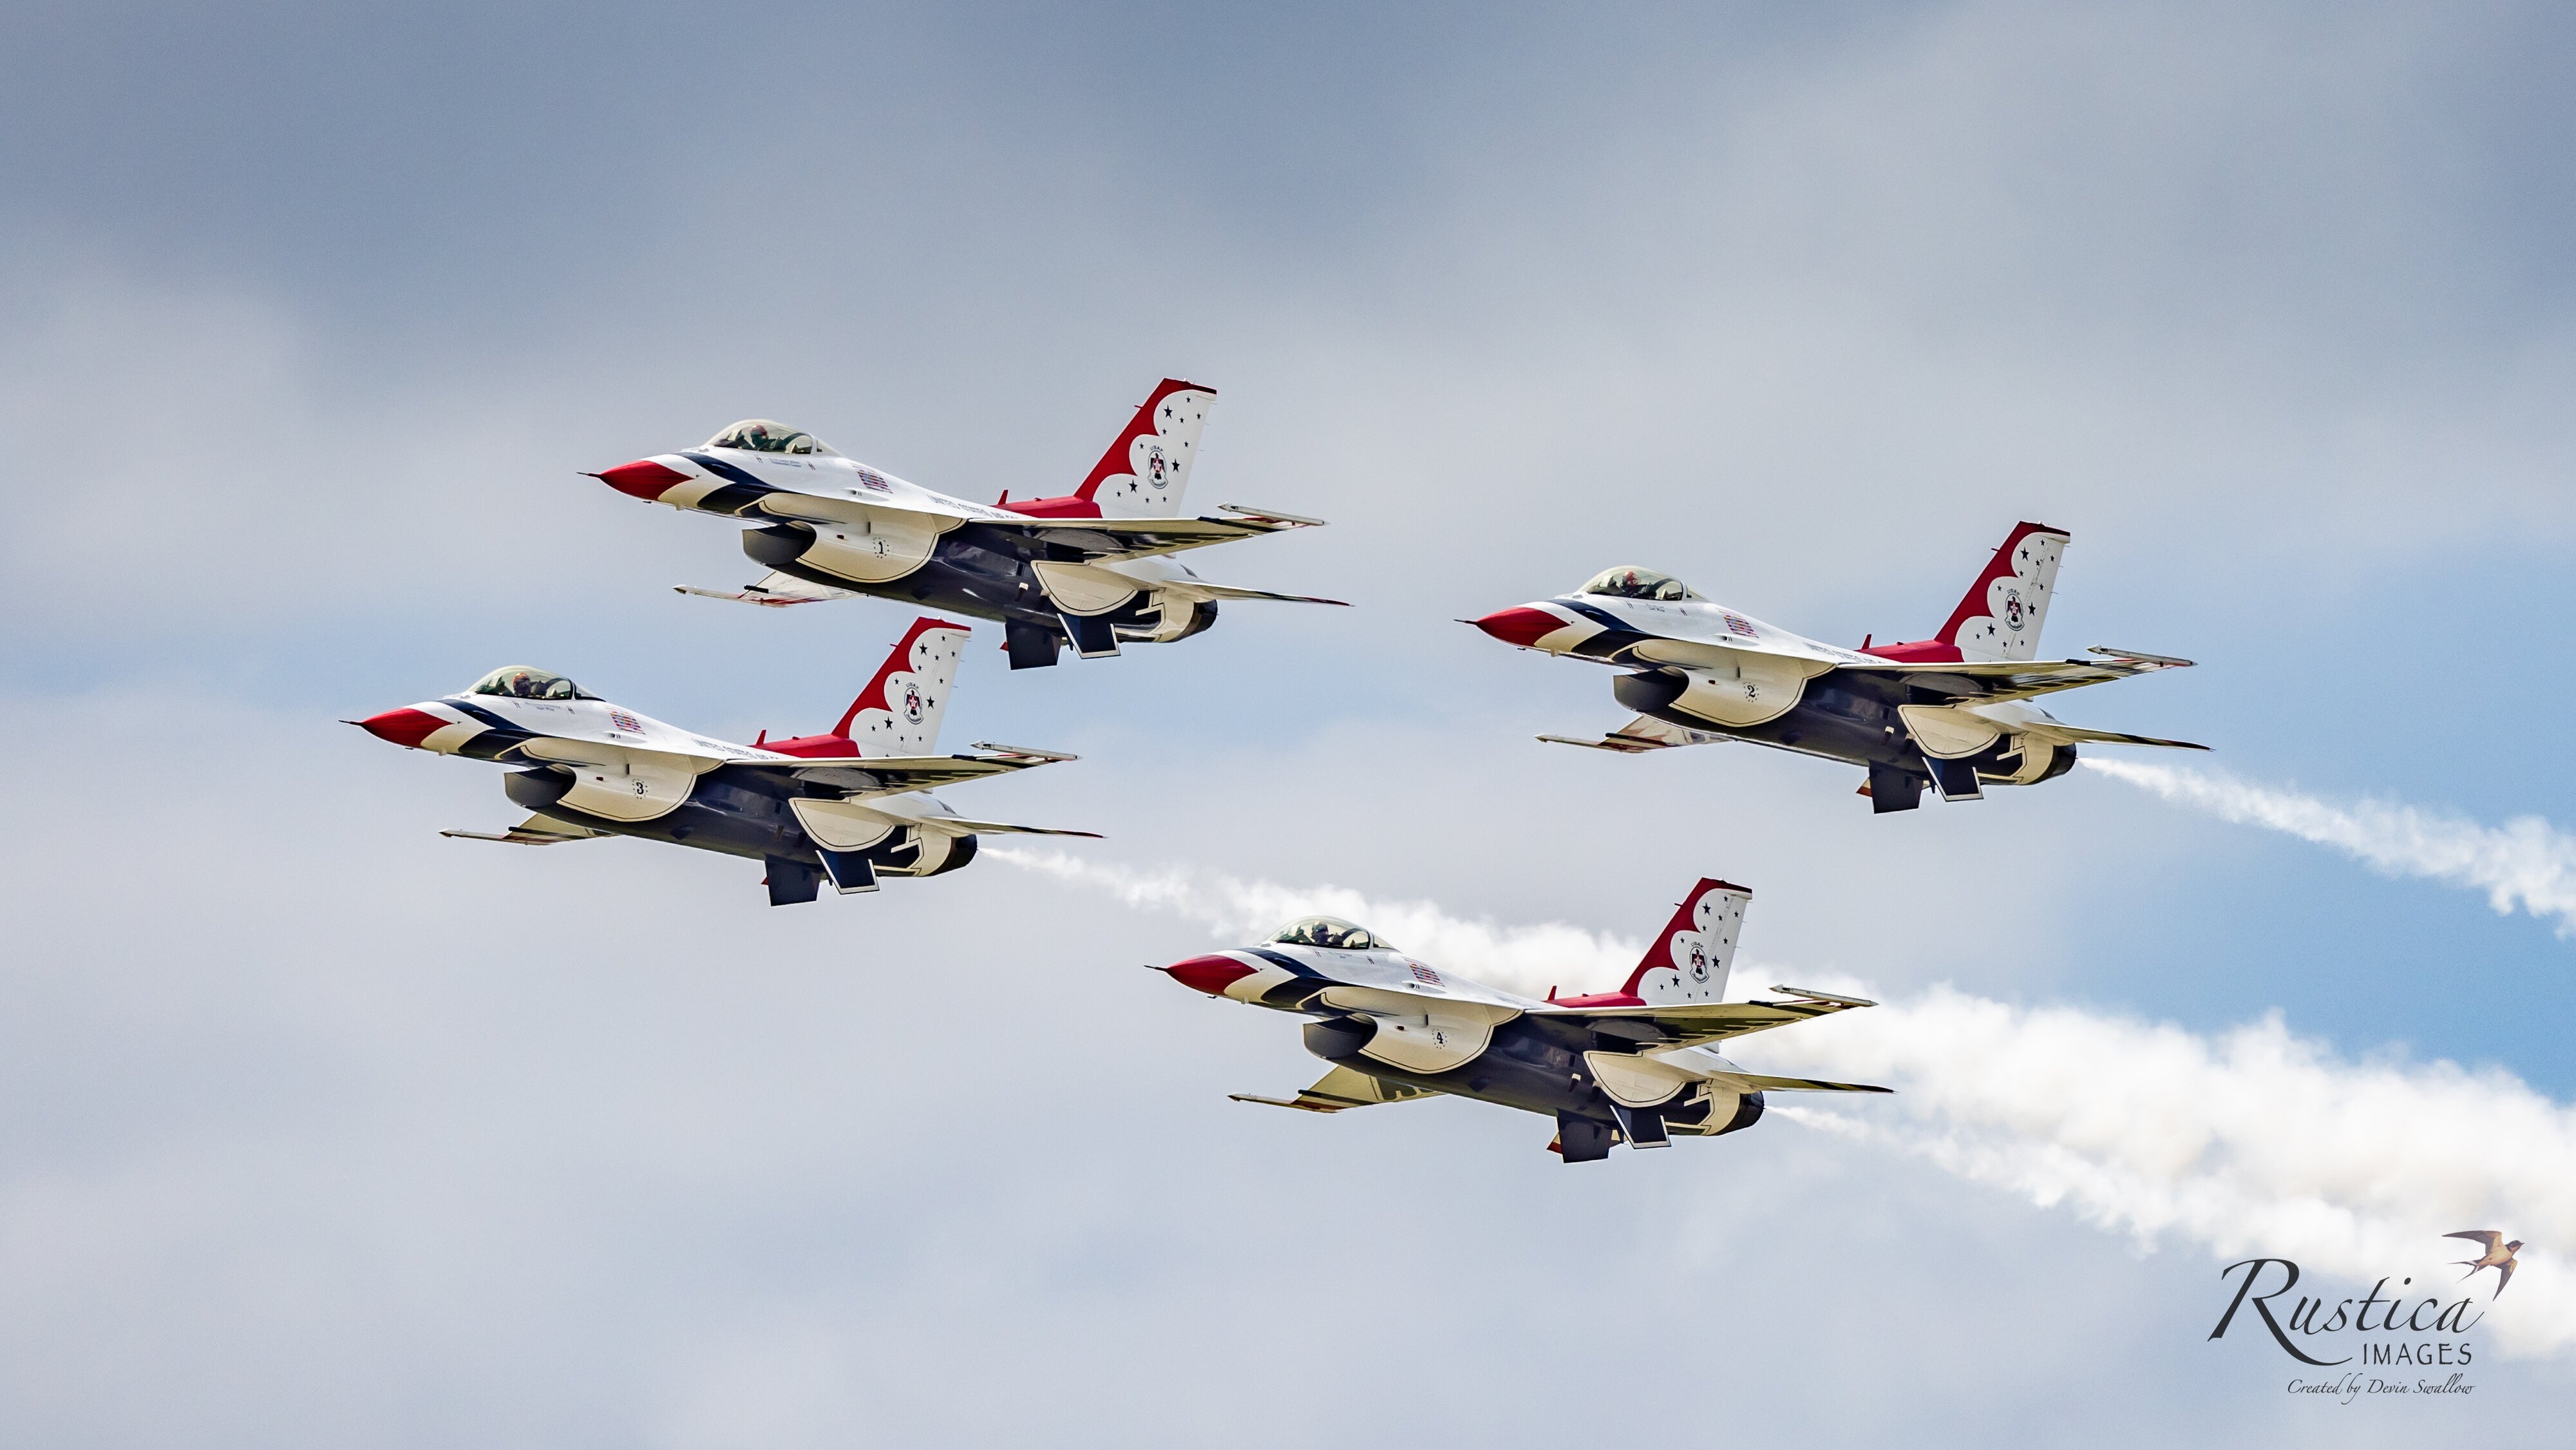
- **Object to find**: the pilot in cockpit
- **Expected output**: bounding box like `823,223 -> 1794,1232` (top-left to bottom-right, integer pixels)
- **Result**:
1580,566 -> 1700,602
469,666 -> 591,701
707,419 -> 835,456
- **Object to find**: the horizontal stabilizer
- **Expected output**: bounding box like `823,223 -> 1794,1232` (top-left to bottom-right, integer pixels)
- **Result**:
1770,984 -> 1877,1007
1213,502 -> 1325,527
966,741 -> 1079,763
1159,579 -> 1349,607
2015,721 -> 2208,750
674,571 -> 859,607
1707,1071 -> 1893,1094
2088,645 -> 2193,667
440,814 -> 609,845
1231,1066 -> 1439,1113
912,815 -> 1103,839
1539,715 -> 1728,753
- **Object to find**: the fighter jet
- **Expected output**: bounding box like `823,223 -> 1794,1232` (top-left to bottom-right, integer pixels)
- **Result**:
591,379 -> 1343,669
1472,522 -> 2206,812
351,617 -> 1096,904
1159,879 -> 1889,1162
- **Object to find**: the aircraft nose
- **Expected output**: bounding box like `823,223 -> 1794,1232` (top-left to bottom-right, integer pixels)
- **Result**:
351,707 -> 450,750
1471,605 -> 1567,649
592,458 -> 690,501
1159,954 -> 1258,997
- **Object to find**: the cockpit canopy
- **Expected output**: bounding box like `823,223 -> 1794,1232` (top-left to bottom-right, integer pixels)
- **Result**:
468,665 -> 596,701
705,419 -> 838,455
1270,916 -> 1390,951
1580,565 -> 1701,602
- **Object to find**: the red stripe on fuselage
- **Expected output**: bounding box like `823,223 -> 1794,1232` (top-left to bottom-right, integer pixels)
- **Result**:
999,495 -> 1104,518
761,734 -> 860,758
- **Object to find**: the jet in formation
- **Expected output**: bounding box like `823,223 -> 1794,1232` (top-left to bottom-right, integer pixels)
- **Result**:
1159,879 -> 1888,1162
591,379 -> 1342,669
352,617 -> 1095,904
1472,522 -> 2205,812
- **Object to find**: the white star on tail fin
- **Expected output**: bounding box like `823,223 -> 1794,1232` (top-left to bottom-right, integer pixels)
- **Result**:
1935,522 -> 2070,662
1617,879 -> 1752,1004
1076,379 -> 1217,519
835,618 -> 972,756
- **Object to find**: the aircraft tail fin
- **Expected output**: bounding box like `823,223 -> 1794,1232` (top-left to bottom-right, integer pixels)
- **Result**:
1933,522 -> 2071,662
1617,879 -> 1752,1004
833,617 -> 973,756
1075,378 -> 1217,518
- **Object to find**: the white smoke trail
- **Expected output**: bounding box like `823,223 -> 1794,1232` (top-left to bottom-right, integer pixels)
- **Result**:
2084,757 -> 2576,936
993,846 -> 2576,1357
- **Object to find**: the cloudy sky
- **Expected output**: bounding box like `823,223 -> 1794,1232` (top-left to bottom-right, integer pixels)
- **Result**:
5,1 -> 2573,1442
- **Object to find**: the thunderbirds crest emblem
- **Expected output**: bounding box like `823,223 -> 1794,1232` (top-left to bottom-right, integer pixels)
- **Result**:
902,684 -> 924,724
1147,446 -> 1168,484
2004,588 -> 2025,629
1687,940 -> 1710,982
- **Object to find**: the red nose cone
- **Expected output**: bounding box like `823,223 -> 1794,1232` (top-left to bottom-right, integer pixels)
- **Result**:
1472,606 -> 1567,649
1162,954 -> 1258,997
595,458 -> 690,501
355,707 -> 451,750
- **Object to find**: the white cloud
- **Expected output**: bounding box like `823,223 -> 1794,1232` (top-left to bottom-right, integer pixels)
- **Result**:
2085,758 -> 2576,937
1000,847 -> 2576,1358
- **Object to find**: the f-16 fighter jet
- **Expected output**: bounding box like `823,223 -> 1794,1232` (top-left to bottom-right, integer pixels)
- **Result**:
1472,522 -> 2206,812
1159,879 -> 1889,1163
352,618 -> 1096,904
591,379 -> 1342,669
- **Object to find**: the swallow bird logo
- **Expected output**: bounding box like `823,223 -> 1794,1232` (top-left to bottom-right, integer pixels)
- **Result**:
2446,1231 -> 2522,1298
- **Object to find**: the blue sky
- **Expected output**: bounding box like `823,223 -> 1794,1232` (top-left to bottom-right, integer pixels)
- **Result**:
3,2 -> 2573,1443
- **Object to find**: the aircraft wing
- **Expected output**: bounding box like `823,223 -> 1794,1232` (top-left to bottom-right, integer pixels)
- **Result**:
1834,647 -> 2194,704
1230,1065 -> 1441,1113
720,743 -> 1079,797
753,489 -> 1322,562
673,571 -> 860,607
1538,716 -> 1730,753
987,506 -> 1325,562
440,814 -> 611,845
1533,986 -> 1875,1047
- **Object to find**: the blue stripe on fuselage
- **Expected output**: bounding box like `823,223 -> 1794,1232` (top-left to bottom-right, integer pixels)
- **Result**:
1555,598 -> 1656,661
